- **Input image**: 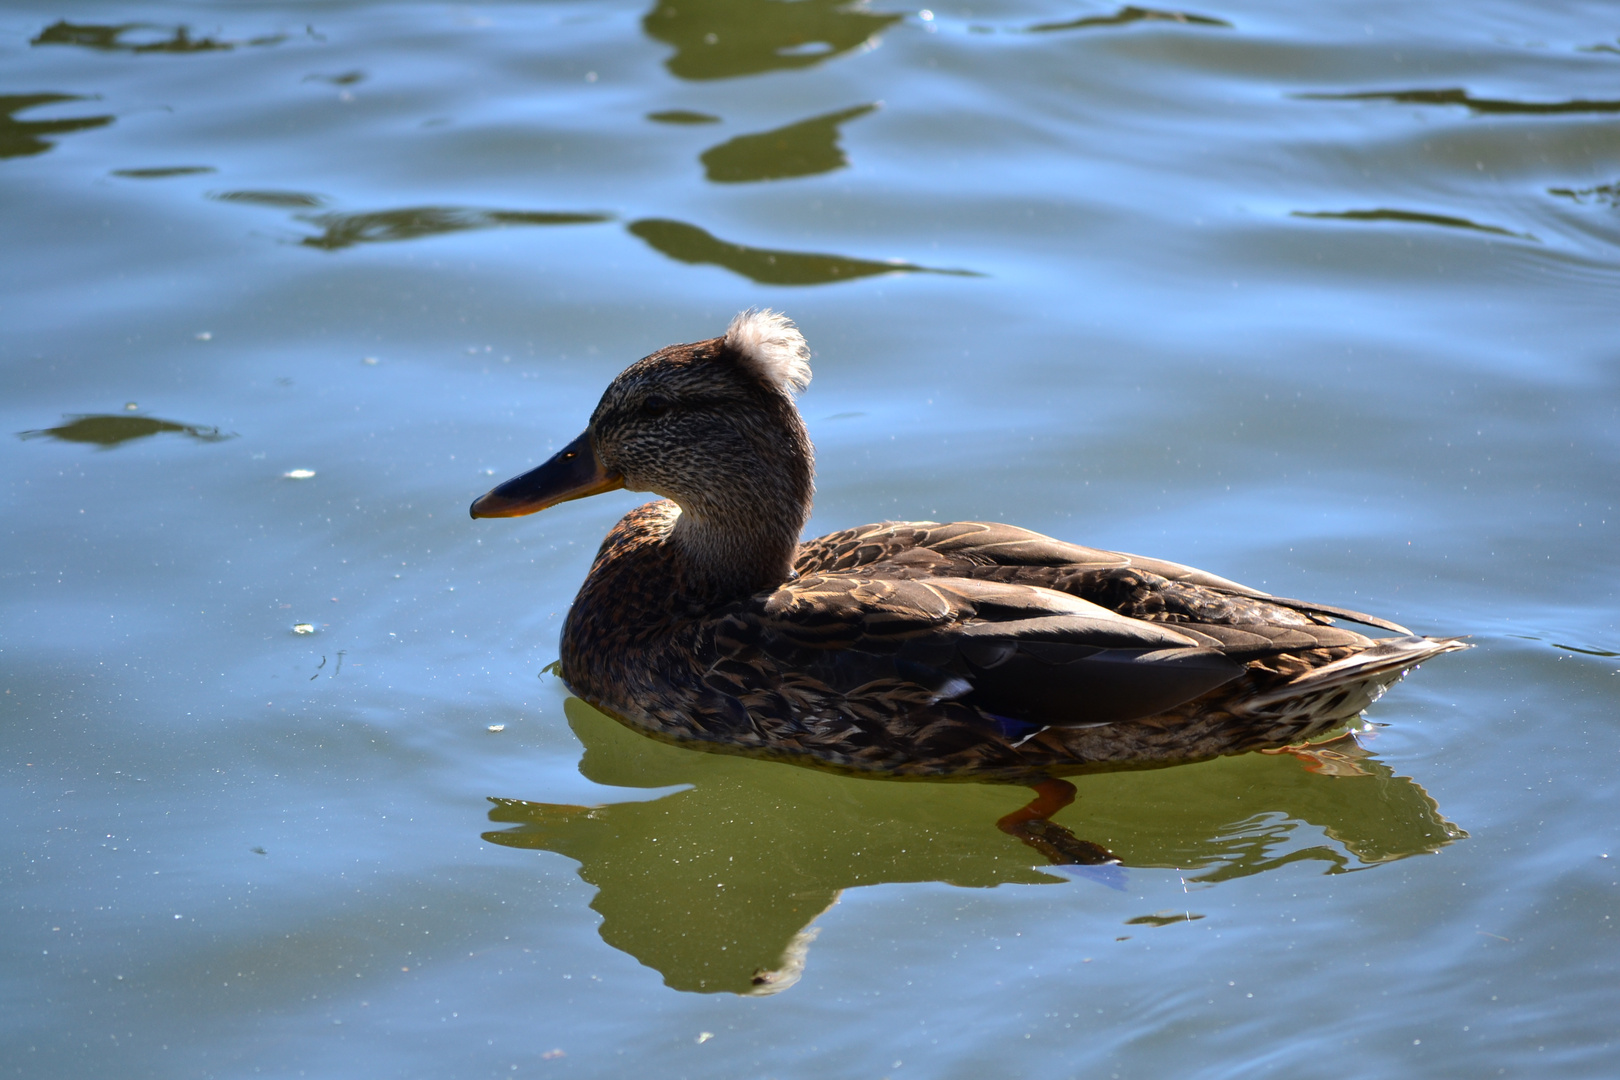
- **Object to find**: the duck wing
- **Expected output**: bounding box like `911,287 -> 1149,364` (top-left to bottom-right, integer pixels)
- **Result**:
713,573 -> 1250,730
797,520 -> 1250,588
795,520 -> 1412,635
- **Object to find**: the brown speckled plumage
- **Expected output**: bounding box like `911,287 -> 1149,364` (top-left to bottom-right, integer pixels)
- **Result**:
475,311 -> 1466,782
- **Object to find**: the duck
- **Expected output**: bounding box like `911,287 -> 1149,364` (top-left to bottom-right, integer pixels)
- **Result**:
471,310 -> 1465,859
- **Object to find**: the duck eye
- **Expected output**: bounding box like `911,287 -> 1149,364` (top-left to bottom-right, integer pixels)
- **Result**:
640,394 -> 672,418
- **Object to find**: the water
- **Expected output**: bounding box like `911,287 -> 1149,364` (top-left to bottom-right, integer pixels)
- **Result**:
3,1 -> 1616,1076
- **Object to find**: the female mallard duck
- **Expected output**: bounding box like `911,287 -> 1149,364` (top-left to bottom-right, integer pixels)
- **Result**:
471,310 -> 1464,798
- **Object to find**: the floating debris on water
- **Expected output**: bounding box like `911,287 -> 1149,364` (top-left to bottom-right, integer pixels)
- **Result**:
124,402 -> 138,411
487,724 -> 506,732
292,623 -> 315,635
283,469 -> 316,479
195,331 -> 212,341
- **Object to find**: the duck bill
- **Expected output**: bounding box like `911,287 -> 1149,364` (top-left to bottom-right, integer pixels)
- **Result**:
469,430 -> 624,519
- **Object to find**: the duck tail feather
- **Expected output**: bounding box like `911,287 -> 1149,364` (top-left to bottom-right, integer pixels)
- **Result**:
1235,635 -> 1470,716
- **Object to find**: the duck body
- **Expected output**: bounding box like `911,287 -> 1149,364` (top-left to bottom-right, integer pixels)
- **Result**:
475,311 -> 1465,782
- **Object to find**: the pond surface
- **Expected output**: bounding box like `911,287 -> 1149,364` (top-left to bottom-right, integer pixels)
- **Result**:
4,0 -> 1618,1076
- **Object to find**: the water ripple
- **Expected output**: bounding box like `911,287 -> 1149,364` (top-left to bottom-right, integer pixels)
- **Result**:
1298,87 -> 1620,116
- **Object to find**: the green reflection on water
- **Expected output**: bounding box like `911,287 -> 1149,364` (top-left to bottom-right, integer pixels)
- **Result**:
303,70 -> 366,86
112,165 -> 216,178
211,189 -> 328,208
294,206 -> 613,250
1027,5 -> 1231,33
1297,88 -> 1620,115
17,413 -> 234,448
1124,911 -> 1205,926
30,20 -> 284,53
1549,181 -> 1620,208
0,93 -> 113,160
648,109 -> 722,125
642,0 -> 901,81
700,103 -> 877,183
483,699 -> 1463,995
627,218 -> 976,285
1293,207 -> 1535,241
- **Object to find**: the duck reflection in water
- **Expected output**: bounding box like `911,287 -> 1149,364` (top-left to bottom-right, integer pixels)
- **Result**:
483,698 -> 1464,995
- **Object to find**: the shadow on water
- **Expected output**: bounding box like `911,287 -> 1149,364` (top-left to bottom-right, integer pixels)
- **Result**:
1,93 -> 113,160
290,206 -> 613,250
700,103 -> 877,183
1026,5 -> 1231,33
18,413 -> 235,448
627,218 -> 978,285
1292,208 -> 1535,241
482,698 -> 1464,995
642,0 -> 902,81
30,20 -> 285,53
1296,88 -> 1620,116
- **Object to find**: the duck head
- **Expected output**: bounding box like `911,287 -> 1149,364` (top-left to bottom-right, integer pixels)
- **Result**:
471,309 -> 816,597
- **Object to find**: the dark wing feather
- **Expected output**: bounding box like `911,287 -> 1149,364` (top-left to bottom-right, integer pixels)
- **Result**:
746,573 -> 1245,729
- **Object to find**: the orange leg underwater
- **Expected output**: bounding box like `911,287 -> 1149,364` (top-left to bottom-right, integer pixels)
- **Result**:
996,778 -> 1122,871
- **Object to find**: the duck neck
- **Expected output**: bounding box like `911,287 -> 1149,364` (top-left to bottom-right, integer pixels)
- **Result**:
665,466 -> 810,602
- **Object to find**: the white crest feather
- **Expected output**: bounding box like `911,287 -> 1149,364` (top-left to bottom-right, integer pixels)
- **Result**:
724,309 -> 811,395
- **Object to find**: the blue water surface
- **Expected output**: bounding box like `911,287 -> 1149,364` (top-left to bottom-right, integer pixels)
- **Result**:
3,1 -> 1617,1077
